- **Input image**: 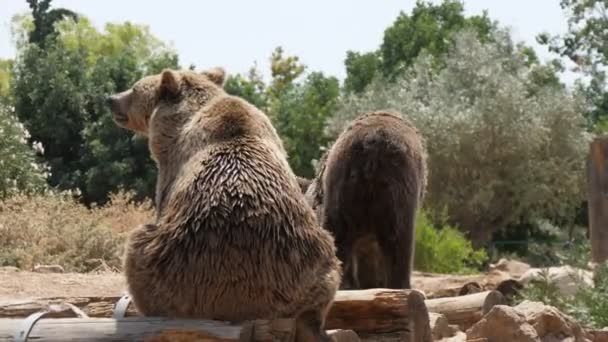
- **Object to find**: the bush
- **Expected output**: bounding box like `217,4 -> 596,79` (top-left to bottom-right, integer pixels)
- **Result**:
0,103 -> 48,198
415,210 -> 487,274
518,239 -> 608,329
330,29 -> 590,245
0,189 -> 153,272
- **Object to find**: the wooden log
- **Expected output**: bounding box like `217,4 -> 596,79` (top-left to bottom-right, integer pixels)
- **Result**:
327,329 -> 361,342
326,289 -> 431,342
588,137 -> 608,264
429,313 -> 451,340
0,289 -> 431,342
424,290 -> 504,330
0,317 -> 295,342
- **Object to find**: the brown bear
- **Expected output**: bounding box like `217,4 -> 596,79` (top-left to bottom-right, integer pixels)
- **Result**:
106,67 -> 341,341
305,111 -> 427,289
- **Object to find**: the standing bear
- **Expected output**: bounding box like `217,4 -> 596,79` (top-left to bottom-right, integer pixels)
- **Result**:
306,111 -> 427,289
106,68 -> 341,341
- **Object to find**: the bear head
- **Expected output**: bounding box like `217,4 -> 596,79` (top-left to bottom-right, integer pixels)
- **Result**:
106,67 -> 226,135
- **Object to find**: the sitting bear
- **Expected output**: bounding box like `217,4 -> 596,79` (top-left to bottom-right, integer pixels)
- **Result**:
305,111 -> 427,289
106,67 -> 341,341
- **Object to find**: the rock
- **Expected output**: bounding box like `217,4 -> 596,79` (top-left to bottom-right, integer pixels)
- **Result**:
514,301 -> 592,342
587,328 -> 608,342
466,305 -> 540,342
33,264 -> 65,273
519,266 -> 594,297
490,258 -> 532,278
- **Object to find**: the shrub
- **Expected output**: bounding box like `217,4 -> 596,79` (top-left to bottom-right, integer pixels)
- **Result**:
330,29 -> 591,245
518,239 -> 608,329
0,189 -> 153,272
0,103 -> 48,198
415,210 -> 487,274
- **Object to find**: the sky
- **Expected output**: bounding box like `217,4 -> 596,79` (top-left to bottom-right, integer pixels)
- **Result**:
0,0 -> 575,83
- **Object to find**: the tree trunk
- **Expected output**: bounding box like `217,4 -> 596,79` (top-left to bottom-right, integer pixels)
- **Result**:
588,137 -> 608,264
0,289 -> 431,342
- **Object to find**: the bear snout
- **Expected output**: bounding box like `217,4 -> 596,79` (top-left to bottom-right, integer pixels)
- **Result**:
105,95 -> 128,123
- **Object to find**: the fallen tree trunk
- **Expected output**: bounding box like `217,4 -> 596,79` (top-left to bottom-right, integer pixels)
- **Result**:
0,289 -> 431,342
326,289 -> 431,342
0,317 -> 296,342
424,290 -> 504,330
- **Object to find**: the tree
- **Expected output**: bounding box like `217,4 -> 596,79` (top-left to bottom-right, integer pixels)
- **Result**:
11,15 -> 178,204
0,59 -> 12,99
0,103 -> 48,198
224,47 -> 337,177
26,0 -> 77,47
273,72 -> 340,177
224,64 -> 269,110
330,29 -> 590,246
343,0 -> 496,93
538,0 -> 608,128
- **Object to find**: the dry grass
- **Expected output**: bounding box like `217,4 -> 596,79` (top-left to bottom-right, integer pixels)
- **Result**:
0,189 -> 153,272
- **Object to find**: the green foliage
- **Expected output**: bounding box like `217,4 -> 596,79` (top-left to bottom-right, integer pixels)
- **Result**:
224,65 -> 269,110
344,0 -> 496,93
538,0 -> 608,128
273,72 -> 340,177
268,46 -> 306,101
225,49 -> 339,178
0,59 -> 12,98
26,0 -> 78,47
0,103 -> 48,199
343,51 -> 380,93
11,15 -> 178,204
331,29 -> 590,245
415,210 -> 487,274
519,240 -> 608,329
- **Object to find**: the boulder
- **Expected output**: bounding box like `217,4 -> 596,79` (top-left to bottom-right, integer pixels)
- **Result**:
490,258 -> 532,278
519,266 -> 593,297
466,305 -> 540,342
514,301 -> 592,342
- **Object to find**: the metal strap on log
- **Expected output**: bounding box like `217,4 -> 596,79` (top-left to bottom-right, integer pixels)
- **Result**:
112,293 -> 131,319
14,303 -> 88,342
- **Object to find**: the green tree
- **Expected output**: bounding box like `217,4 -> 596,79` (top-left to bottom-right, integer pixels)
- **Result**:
11,15 -> 178,204
0,59 -> 12,99
0,103 -> 48,198
538,0 -> 608,128
344,0 -> 496,93
224,64 -> 269,110
26,0 -> 77,47
273,72 -> 340,177
331,29 -> 590,246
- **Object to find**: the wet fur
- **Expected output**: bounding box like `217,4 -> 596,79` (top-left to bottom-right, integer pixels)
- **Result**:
114,70 -> 341,341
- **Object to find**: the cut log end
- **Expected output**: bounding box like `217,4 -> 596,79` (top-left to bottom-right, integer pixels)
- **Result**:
407,290 -> 432,342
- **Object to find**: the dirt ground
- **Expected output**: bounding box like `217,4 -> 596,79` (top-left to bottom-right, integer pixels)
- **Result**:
0,267 -> 126,301
0,267 -> 510,302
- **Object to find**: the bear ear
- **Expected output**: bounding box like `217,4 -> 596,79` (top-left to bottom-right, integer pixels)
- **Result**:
201,67 -> 226,87
160,69 -> 180,99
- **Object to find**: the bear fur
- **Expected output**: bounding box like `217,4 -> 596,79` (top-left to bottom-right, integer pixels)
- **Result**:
106,68 -> 341,341
305,111 -> 427,289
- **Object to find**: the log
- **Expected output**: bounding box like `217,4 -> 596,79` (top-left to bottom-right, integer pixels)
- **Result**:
588,137 -> 608,264
327,289 -> 431,342
424,290 -> 504,330
0,289 -> 431,342
429,313 -> 451,340
0,317 -> 295,342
